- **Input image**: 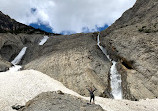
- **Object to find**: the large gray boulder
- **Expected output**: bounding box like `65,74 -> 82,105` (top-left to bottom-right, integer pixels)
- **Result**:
19,91 -> 104,111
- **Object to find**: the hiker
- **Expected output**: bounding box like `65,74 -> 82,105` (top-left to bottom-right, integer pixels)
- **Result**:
87,87 -> 97,104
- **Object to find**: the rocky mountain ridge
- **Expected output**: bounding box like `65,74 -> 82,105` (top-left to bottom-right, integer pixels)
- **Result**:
100,0 -> 158,100
0,11 -> 54,35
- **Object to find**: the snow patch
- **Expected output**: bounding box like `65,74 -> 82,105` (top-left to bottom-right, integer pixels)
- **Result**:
39,36 -> 49,45
8,65 -> 22,72
0,70 -> 158,111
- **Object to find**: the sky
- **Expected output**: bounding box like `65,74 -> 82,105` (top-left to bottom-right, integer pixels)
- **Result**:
0,0 -> 136,34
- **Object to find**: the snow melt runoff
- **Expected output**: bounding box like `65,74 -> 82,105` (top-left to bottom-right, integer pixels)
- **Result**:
97,33 -> 122,99
9,47 -> 27,72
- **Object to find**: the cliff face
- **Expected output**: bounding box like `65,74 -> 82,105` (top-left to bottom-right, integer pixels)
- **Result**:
100,0 -> 158,100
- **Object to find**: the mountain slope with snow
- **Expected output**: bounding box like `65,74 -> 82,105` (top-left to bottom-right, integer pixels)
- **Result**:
0,70 -> 158,111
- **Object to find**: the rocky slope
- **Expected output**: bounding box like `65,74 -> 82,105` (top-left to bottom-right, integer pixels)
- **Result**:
0,11 -> 30,33
0,12 -> 112,97
0,11 -> 51,34
0,0 -> 157,102
19,91 -> 104,111
100,0 -> 158,100
23,33 -> 111,97
0,11 -> 54,71
0,70 -> 158,111
20,91 -> 158,111
0,70 -> 104,111
23,0 -> 158,100
0,33 -> 45,71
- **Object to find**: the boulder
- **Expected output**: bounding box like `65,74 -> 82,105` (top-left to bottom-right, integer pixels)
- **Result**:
19,91 -> 104,111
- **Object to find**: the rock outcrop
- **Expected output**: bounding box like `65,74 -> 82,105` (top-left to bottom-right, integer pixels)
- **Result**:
100,0 -> 158,100
0,11 -> 54,34
19,91 -> 104,111
0,33 -> 45,71
0,11 -> 54,71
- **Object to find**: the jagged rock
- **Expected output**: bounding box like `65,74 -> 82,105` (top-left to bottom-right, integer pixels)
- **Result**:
0,57 -> 11,72
100,0 -> 158,100
12,104 -> 24,110
57,90 -> 64,95
19,91 -> 104,111
0,11 -> 54,35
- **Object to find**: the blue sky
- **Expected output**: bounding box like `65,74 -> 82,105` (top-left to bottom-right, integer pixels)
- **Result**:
30,22 -> 108,34
30,22 -> 53,33
0,0 -> 136,35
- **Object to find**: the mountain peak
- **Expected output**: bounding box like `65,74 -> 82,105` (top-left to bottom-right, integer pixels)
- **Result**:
0,11 -> 53,35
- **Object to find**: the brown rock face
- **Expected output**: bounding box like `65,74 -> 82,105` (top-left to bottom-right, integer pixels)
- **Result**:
100,0 -> 158,100
19,91 -> 104,111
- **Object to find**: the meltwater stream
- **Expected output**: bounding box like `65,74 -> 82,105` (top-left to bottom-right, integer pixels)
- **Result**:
97,34 -> 122,99
9,47 -> 27,72
8,35 -> 49,72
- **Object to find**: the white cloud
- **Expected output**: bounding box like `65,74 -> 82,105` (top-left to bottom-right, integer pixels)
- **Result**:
0,0 -> 136,33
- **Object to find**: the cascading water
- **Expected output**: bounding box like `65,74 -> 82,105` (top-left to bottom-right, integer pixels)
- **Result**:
39,36 -> 49,45
9,47 -> 27,72
8,65 -> 22,72
97,33 -> 122,99
110,61 -> 122,99
8,35 -> 49,72
11,47 -> 27,65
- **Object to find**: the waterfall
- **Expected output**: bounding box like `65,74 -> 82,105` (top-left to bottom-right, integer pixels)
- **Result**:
110,61 -> 122,99
97,33 -> 122,99
11,47 -> 27,65
9,47 -> 27,72
39,36 -> 49,45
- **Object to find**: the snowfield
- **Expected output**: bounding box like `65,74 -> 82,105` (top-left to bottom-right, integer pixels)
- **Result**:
0,70 -> 158,111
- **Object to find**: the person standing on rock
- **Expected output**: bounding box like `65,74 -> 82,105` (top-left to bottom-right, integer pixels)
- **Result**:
87,87 -> 97,104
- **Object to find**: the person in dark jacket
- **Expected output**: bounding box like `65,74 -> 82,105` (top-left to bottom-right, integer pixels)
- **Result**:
87,87 -> 97,104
